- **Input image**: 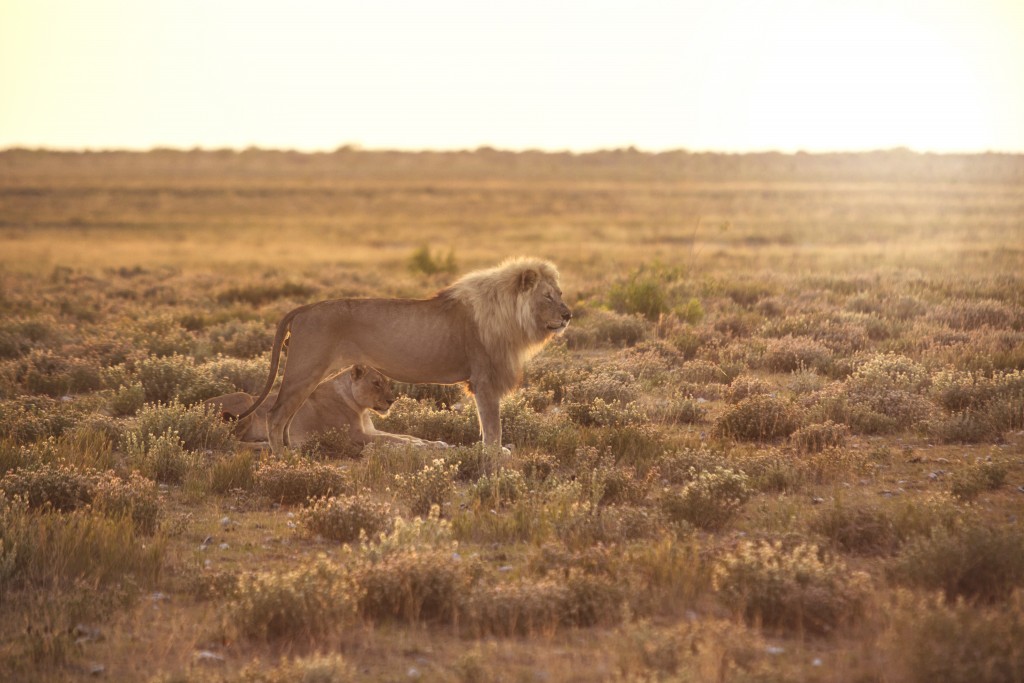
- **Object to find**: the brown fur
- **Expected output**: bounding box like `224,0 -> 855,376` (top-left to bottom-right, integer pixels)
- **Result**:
206,365 -> 447,449
233,257 -> 571,452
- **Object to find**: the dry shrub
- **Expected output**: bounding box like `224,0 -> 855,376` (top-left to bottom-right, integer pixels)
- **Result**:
790,420 -> 849,453
17,349 -> 104,396
659,467 -> 751,531
463,578 -> 567,636
563,307 -> 648,348
715,395 -> 801,441
199,354 -> 271,394
135,353 -> 227,405
0,496 -> 164,592
209,449 -> 256,494
215,280 -> 316,306
933,298 -> 1015,330
357,549 -> 472,624
229,556 -> 360,642
714,540 -> 871,634
759,335 -> 832,373
253,457 -> 349,505
895,524 -> 1024,603
725,375 -> 772,403
881,590 -> 1024,683
299,494 -> 394,543
930,368 -> 993,411
299,427 -> 363,460
930,409 -> 1003,444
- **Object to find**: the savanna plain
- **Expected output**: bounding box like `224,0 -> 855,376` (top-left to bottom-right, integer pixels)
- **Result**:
1,148 -> 1023,682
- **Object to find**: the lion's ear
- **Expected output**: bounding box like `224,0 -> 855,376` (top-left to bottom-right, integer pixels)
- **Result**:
518,269 -> 539,292
352,364 -> 365,379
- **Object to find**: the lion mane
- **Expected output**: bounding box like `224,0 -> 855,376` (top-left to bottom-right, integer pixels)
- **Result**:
233,256 -> 571,452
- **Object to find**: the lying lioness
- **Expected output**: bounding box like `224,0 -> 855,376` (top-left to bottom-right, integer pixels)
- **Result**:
204,365 -> 448,450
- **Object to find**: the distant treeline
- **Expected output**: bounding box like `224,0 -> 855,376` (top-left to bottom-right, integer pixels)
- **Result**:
2,146 -> 1022,184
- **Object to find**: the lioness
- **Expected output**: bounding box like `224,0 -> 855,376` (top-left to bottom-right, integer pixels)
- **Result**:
234,257 -> 571,453
206,365 -> 448,449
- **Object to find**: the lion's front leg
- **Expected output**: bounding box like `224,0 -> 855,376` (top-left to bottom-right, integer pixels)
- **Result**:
473,386 -> 510,454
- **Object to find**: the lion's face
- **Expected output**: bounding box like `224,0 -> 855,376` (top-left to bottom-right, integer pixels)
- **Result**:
532,277 -> 572,337
349,365 -> 397,414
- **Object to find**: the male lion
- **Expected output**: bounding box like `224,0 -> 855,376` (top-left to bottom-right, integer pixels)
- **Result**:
234,257 -> 571,453
206,365 -> 447,449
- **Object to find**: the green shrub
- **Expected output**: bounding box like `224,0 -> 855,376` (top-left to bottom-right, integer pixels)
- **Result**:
608,274 -> 669,321
129,429 -> 195,484
299,494 -> 394,543
0,397 -> 78,445
229,556 -> 360,642
715,395 -> 800,441
659,467 -> 750,531
376,397 -> 479,446
407,245 -> 457,276
714,540 -> 871,634
896,524 -> 1024,603
199,354 -> 271,394
136,354 -> 229,405
0,462 -> 94,512
253,457 -> 349,505
950,459 -> 1008,501
469,468 -> 528,509
206,319 -> 273,358
394,458 -> 458,516
92,472 -> 161,535
124,400 -> 234,452
110,382 -> 146,417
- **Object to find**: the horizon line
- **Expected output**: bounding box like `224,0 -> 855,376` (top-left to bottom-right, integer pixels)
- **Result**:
3,143 -> 1024,157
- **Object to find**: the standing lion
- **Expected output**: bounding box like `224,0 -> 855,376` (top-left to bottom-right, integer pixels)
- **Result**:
233,257 -> 571,453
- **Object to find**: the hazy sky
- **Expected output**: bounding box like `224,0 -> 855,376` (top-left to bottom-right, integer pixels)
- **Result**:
2,0 -> 1022,153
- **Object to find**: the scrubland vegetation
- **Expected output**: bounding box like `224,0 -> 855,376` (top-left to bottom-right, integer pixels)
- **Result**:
1,148 -> 1023,681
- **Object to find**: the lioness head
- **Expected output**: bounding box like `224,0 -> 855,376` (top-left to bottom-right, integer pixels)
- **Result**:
349,364 -> 397,414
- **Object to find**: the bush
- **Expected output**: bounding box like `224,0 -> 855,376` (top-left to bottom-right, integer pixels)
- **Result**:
407,245 -> 457,276
253,458 -> 349,505
394,458 -> 458,516
0,462 -> 94,512
714,540 -> 871,634
124,400 -> 234,453
725,375 -> 773,403
895,524 -> 1024,603
563,308 -> 648,349
715,395 -> 800,441
659,467 -> 751,531
376,397 -> 479,446
215,281 -> 317,306
0,397 -> 78,445
810,501 -> 902,556
92,472 -> 161,535
881,591 -> 1024,683
759,336 -> 832,373
136,354 -> 228,405
608,274 -> 670,321
469,468 -> 528,509
299,494 -> 394,543
357,548 -> 472,624
126,429 -> 195,485
109,382 -> 146,417
209,450 -> 256,494
206,320 -> 273,358
229,556 -> 360,642
790,421 -> 849,453
949,460 -> 1007,501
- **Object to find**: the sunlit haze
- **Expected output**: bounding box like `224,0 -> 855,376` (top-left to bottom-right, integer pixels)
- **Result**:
1,0 -> 1022,153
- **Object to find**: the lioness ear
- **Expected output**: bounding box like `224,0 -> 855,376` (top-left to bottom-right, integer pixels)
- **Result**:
352,364 -> 365,379
518,269 -> 539,292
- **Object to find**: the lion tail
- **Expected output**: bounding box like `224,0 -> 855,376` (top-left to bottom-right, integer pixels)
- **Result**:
230,305 -> 305,424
